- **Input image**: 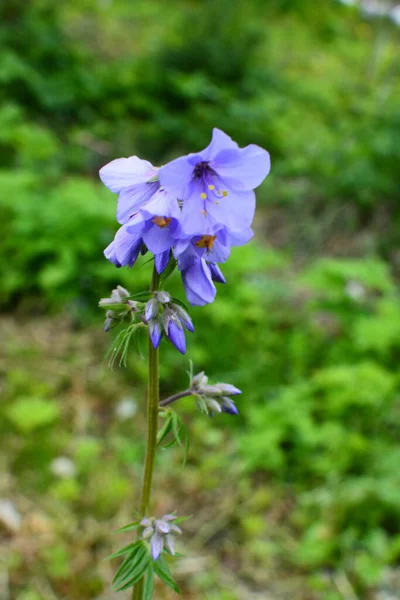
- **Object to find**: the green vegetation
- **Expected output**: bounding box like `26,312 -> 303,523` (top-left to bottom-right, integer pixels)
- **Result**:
1,1 -> 399,598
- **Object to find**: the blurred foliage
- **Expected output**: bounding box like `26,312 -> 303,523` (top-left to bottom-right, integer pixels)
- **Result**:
1,0 -> 400,599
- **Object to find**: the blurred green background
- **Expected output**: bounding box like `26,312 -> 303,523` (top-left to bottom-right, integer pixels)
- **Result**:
1,0 -> 400,598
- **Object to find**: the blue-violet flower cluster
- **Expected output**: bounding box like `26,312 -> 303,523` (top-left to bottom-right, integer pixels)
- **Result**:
100,128 -> 270,309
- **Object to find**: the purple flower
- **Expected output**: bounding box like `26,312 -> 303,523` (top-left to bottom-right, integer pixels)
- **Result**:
104,189 -> 181,274
174,224 -> 253,265
159,128 -> 270,235
126,189 -> 181,258
180,254 -> 217,307
99,156 -> 160,224
104,225 -> 143,268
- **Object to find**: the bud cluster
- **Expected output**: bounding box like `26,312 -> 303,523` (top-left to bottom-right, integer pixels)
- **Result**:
99,285 -> 139,331
140,514 -> 182,560
191,371 -> 241,416
145,292 -> 194,354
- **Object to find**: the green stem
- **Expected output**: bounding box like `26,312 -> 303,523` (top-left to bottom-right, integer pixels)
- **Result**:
132,267 -> 160,600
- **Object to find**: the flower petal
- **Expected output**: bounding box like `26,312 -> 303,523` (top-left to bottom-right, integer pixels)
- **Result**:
104,241 -> 120,267
114,226 -> 143,267
202,128 -> 238,161
207,188 -> 256,231
150,533 -> 164,561
208,262 -> 226,284
99,156 -> 156,193
213,144 -> 270,191
140,188 -> 181,220
167,321 -> 186,354
117,181 -> 159,224
181,257 -> 216,306
154,250 -> 171,275
148,320 -> 162,349
165,535 -> 176,555
143,224 -> 174,255
180,180 -> 219,235
159,155 -> 199,198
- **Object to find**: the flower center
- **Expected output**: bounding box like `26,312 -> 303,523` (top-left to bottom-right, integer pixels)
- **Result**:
194,161 -> 213,178
195,235 -> 217,251
152,216 -> 171,228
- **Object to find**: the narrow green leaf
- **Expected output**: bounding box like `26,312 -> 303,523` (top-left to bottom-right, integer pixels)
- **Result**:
154,555 -> 180,594
128,292 -> 154,301
171,412 -> 183,447
112,544 -> 142,584
173,515 -> 192,525
182,425 -> 190,466
113,543 -> 148,587
143,564 -> 155,600
157,415 -> 173,445
115,546 -> 150,591
114,521 -> 140,534
162,437 -> 178,449
106,541 -> 138,560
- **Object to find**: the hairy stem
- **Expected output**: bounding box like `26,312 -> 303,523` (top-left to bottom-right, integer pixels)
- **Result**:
159,389 -> 193,407
132,267 -> 160,600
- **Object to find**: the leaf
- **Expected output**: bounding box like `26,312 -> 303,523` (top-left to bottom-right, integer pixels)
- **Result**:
128,291 -> 154,302
172,515 -> 192,525
154,555 -> 180,594
157,414 -> 173,445
114,521 -> 140,534
105,324 -> 140,369
113,542 -> 149,590
107,541 -> 138,560
114,544 -> 150,591
112,544 -> 142,585
143,564 -> 155,600
171,411 -> 183,448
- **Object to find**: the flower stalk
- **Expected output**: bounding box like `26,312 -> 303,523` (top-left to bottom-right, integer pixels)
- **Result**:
132,267 -> 160,600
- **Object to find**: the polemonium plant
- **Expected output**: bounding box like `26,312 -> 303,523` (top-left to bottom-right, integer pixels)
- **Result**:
98,129 -> 270,598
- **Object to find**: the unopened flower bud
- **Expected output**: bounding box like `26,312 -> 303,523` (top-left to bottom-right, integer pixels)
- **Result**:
99,286 -> 139,331
155,291 -> 171,304
139,513 -> 184,561
192,371 -> 208,389
191,371 -> 241,417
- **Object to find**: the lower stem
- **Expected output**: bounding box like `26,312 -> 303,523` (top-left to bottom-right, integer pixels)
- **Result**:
132,267 -> 160,600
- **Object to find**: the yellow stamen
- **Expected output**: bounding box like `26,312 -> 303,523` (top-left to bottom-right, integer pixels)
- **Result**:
152,216 -> 171,228
200,192 -> 207,199
195,235 -> 217,251
222,191 -> 228,197
208,184 -> 215,190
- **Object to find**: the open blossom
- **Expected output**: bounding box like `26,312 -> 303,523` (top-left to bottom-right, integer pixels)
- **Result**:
99,156 -> 160,224
99,128 -> 270,347
104,189 -> 180,274
174,225 -> 254,264
159,128 -> 270,235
